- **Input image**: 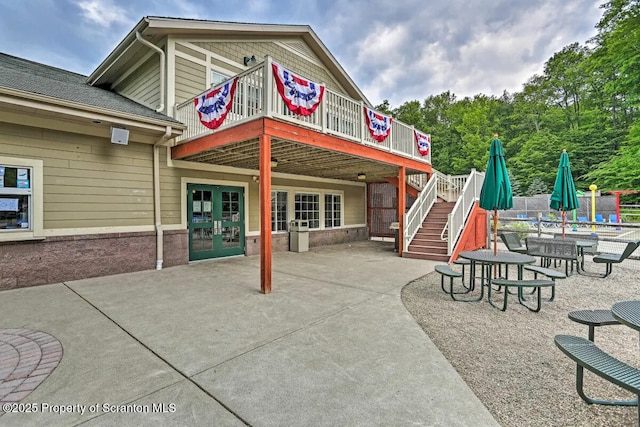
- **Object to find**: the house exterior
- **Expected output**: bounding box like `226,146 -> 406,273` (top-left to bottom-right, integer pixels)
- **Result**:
0,16 -> 434,292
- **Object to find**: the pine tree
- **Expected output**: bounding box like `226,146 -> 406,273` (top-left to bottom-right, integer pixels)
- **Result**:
526,178 -> 548,196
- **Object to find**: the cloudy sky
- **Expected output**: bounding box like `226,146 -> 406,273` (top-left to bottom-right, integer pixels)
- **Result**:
0,0 -> 604,106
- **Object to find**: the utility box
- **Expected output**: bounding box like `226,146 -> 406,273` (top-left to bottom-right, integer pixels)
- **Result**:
289,220 -> 309,252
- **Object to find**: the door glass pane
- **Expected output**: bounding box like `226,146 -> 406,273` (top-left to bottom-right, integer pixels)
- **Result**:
193,190 -> 213,223
192,228 -> 213,251
222,191 -> 240,222
222,225 -> 240,248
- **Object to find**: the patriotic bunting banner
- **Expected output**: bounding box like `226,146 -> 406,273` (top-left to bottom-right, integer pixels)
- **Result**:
194,77 -> 238,130
414,130 -> 431,156
272,62 -> 325,116
363,106 -> 392,142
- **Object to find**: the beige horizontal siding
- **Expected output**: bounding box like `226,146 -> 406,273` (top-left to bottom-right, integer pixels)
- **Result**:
344,186 -> 366,224
117,57 -> 161,109
0,123 -> 155,229
175,56 -> 207,104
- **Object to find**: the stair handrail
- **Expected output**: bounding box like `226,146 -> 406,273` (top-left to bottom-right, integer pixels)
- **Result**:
403,172 -> 438,253
447,169 -> 484,255
440,218 -> 449,241
433,170 -> 468,202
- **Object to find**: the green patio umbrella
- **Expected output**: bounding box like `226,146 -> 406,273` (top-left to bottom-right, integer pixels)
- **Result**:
479,135 -> 513,255
550,149 -> 580,238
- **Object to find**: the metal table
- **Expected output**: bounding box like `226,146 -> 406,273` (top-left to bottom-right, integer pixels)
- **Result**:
612,301 -> 640,332
457,250 -> 536,307
612,300 -> 640,353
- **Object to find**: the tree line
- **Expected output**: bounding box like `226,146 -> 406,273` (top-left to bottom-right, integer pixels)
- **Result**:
377,0 -> 639,200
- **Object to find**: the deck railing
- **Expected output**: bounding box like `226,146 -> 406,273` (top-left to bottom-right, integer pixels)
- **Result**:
175,56 -> 431,165
446,169 -> 484,255
433,170 -> 468,202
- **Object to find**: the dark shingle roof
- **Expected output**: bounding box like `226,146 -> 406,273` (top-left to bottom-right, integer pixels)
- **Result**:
0,52 -> 180,124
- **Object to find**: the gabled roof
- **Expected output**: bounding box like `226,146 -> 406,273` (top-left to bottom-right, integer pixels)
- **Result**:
0,52 -> 181,125
88,16 -> 370,104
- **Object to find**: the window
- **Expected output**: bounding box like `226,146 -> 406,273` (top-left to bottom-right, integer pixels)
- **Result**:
211,70 -> 230,87
294,193 -> 320,229
0,165 -> 32,231
0,156 -> 43,240
271,191 -> 288,232
324,194 -> 342,228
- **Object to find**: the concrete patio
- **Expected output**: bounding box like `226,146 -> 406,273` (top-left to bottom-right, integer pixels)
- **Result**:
0,241 -> 498,426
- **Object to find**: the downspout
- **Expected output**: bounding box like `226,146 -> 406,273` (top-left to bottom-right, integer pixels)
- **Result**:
154,126 -> 172,270
135,31 -> 165,113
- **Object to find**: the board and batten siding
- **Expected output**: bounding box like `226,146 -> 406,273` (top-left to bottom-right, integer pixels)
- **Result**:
115,57 -> 161,110
188,40 -> 348,96
0,123 -> 155,229
174,56 -> 207,104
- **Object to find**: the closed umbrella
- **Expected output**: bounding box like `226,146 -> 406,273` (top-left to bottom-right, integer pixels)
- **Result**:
550,149 -> 580,238
479,134 -> 513,255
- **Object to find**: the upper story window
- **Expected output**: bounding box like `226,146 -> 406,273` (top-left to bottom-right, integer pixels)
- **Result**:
211,70 -> 230,87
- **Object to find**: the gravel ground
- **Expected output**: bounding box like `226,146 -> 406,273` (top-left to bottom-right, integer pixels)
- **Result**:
401,258 -> 640,427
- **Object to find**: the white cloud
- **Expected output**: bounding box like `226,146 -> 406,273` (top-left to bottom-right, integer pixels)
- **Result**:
77,0 -> 128,28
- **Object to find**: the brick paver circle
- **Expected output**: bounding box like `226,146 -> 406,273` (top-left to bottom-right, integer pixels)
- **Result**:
0,329 -> 63,410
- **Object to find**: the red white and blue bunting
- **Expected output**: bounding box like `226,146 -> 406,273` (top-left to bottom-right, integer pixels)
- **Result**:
272,62 -> 325,116
414,130 -> 431,156
363,106 -> 392,143
194,77 -> 238,130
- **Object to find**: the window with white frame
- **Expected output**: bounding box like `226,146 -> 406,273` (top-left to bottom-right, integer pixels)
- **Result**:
0,165 -> 32,231
0,156 -> 43,240
271,191 -> 288,232
324,194 -> 342,228
211,70 -> 230,87
294,193 -> 320,229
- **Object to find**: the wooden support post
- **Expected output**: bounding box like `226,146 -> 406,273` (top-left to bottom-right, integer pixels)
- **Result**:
260,134 -> 272,294
398,166 -> 406,256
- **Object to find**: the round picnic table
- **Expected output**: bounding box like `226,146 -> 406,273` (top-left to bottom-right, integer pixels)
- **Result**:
457,250 -> 536,307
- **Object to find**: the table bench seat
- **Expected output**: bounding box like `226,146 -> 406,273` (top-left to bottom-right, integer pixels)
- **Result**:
555,334 -> 640,416
568,309 -> 620,341
489,278 -> 554,312
434,264 -> 472,298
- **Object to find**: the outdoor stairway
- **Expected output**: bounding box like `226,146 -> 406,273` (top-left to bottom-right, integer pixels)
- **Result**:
403,201 -> 455,262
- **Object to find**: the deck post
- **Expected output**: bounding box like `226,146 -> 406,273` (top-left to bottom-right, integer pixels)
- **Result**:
260,134 -> 272,294
398,166 -> 406,256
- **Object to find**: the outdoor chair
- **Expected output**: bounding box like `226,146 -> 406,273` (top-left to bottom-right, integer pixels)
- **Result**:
609,214 -> 618,223
594,214 -> 605,223
498,232 -> 527,254
590,240 -> 640,278
578,216 -> 589,227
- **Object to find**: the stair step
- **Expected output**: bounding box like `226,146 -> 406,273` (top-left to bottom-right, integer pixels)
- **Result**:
403,251 -> 450,262
415,230 -> 445,236
410,239 -> 447,247
408,244 -> 448,253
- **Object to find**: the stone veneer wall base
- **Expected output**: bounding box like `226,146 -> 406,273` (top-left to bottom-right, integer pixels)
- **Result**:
244,227 -> 368,256
0,230 -> 189,291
